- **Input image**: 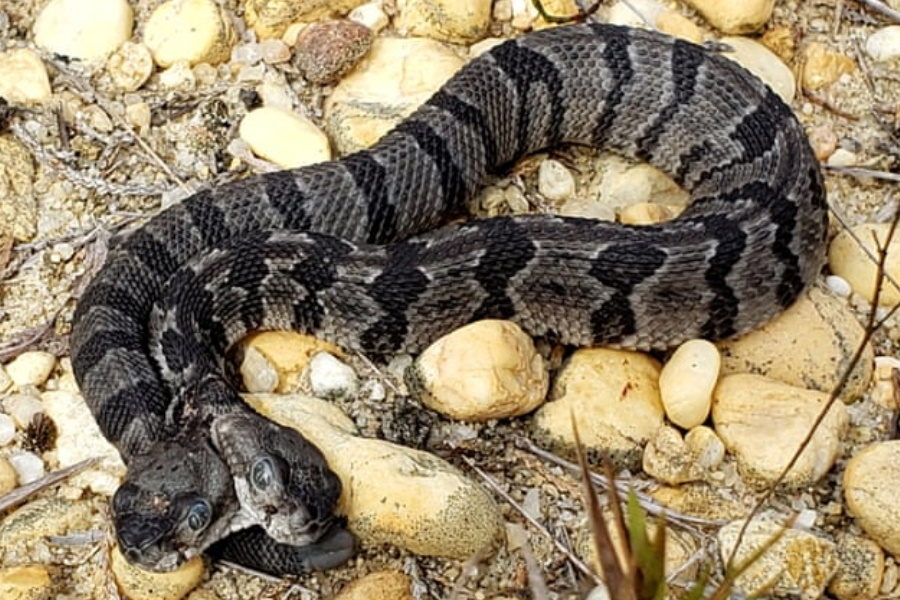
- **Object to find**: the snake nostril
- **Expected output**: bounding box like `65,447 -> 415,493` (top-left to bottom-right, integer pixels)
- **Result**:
263,504 -> 278,516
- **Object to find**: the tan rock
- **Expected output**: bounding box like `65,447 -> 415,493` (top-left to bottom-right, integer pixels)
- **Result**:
658,339 -> 719,429
239,107 -> 332,168
34,0 -> 133,61
106,42 -> 154,92
246,394 -> 504,558
844,441 -> 900,556
718,517 -> 838,599
0,497 -> 92,548
538,159 -> 576,202
143,0 -> 236,67
718,286 -> 874,402
349,2 -> 390,33
242,331 -> 343,393
643,425 -> 725,485
828,534 -> 884,600
409,320 -> 548,421
334,571 -> 413,600
0,136 -> 37,242
617,202 -> 676,225
720,36 -> 795,103
293,20 -> 373,84
651,483 -> 747,521
5,351 -> 56,387
712,374 -> 848,488
802,42 -> 856,91
324,37 -> 465,153
533,348 -> 664,469
510,0 -> 579,30
829,222 -> 900,305
245,0 -> 367,39
395,0 -> 491,43
0,565 -> 52,600
111,545 -> 204,600
655,11 -> 703,44
0,457 -> 16,495
685,0 -> 774,33
0,50 -> 52,106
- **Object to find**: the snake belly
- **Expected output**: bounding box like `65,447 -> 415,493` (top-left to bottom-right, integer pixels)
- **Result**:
70,23 -> 828,574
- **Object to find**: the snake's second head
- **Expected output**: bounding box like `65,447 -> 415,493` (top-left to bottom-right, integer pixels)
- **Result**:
112,438 -> 238,572
210,411 -> 343,547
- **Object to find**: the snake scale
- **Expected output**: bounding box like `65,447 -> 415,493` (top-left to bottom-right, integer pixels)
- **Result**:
70,23 -> 828,575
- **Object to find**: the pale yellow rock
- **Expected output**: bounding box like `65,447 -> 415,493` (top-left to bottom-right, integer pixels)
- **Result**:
651,483 -> 747,521
718,517 -> 838,599
325,37 -> 464,153
111,545 -> 204,600
245,0 -> 367,39
246,393 -> 504,558
349,2 -> 390,33
0,497 -> 92,547
143,0 -> 236,68
395,0 -> 491,43
718,286 -> 873,402
334,571 -> 413,600
658,339 -> 719,429
828,534 -> 884,600
685,0 -> 774,33
830,222 -> 900,305
802,42 -> 856,91
865,26 -> 900,62
655,11 -> 704,44
107,42 -> 154,92
603,162 -> 688,209
242,330 -> 344,393
684,425 -> 725,469
0,50 -> 52,106
607,0 -> 666,28
0,457 -> 16,495
0,565 -> 52,600
5,351 -> 56,387
538,159 -> 576,202
844,441 -> 900,556
510,0 -> 579,30
712,374 -> 848,488
239,107 -> 332,168
34,0 -> 133,61
0,136 -> 38,242
720,36 -> 795,103
618,202 -> 676,225
410,320 -> 548,421
643,425 -> 724,485
533,348 -> 664,469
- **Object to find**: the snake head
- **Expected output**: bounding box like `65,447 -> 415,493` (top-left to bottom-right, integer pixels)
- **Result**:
112,438 -> 238,571
210,411 -> 343,547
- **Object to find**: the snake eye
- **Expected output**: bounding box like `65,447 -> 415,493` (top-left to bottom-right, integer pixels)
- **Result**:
250,457 -> 275,491
186,500 -> 211,531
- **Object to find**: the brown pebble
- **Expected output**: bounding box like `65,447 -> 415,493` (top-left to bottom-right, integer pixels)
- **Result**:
293,20 -> 373,84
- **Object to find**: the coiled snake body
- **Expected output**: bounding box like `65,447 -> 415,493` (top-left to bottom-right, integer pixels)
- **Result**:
70,23 -> 828,575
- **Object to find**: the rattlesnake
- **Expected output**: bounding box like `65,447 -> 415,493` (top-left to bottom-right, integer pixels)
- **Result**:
70,23 -> 828,575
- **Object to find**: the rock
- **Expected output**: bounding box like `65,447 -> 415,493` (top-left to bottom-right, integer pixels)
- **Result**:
259,39 -> 291,64
293,20 -> 373,84
658,339 -> 719,429
684,0 -> 774,33
0,497 -> 92,548
712,374 -> 848,488
0,565 -> 52,600
643,425 -> 703,485
865,26 -> 900,62
0,366 -> 10,393
720,36 -> 795,103
684,425 -> 726,468
828,534 -> 884,600
599,160 -> 688,212
801,42 -> 856,91
334,571 -> 413,600
245,0 -> 367,39
718,286 -> 874,402
409,320 -> 547,421
808,124 -> 839,161
655,11 -> 704,44
349,1 -> 390,33
533,348 -> 664,469
309,352 -> 360,400
239,345 -> 279,393
143,0 -> 236,68
607,0 -> 666,28
0,414 -> 15,446
157,61 -> 196,90
618,202 -> 676,225
825,274 -> 852,297
324,37 -> 464,153
0,136 -> 37,242
111,545 -> 204,600
239,107 -> 332,168
651,483 -> 747,521
829,223 -> 900,305
510,0 -> 579,30
5,351 -> 55,388
844,441 -> 900,556
395,0 -> 491,43
537,159 -> 576,202
0,457 -> 16,494
242,331 -> 343,392
827,148 -> 858,167
106,42 -> 154,92
34,0 -> 132,61
41,390 -> 125,495
8,452 -> 45,485
0,50 -> 52,106
246,393 -> 504,558
3,393 -> 43,429
718,516 -> 839,599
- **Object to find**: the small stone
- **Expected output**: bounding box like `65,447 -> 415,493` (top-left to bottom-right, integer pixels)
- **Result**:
143,0 -> 236,68
259,39 -> 291,64
655,11 -> 704,44
0,49 -> 52,106
607,0 -> 666,28
395,0 -> 491,43
409,320 -> 548,421
533,348 -> 664,469
309,352 -> 359,400
828,534 -> 884,600
718,516 -> 838,598
510,0 -> 579,30
865,26 -> 900,62
240,346 -> 279,393
684,0 -> 774,33
658,339 -> 719,429
642,425 -> 699,485
239,107 -> 332,168
9,452 -> 45,485
601,162 -> 688,210
808,125 -> 838,161
3,394 -> 44,429
242,331 -> 343,393
801,42 -> 856,91
349,1 -> 390,33
0,414 -> 15,445
34,0 -> 133,61
111,545 -> 204,600
293,20 -> 373,84
827,148 -> 858,167
720,36 -> 795,103
245,0 -> 367,39
712,374 -> 847,488
844,441 -> 900,556
618,202 -> 676,225
537,159 -> 576,202
830,223 -> 900,305
0,136 -> 38,242
825,274 -> 852,297
684,425 -> 725,469
125,102 -> 152,131
106,42 -> 154,92
157,61 -> 196,90
0,565 -> 52,600
0,366 -> 11,393
333,571 -> 412,600
0,457 -> 17,495
0,497 -> 93,548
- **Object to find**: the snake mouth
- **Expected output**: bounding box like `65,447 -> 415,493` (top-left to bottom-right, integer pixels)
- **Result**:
114,512 -> 186,572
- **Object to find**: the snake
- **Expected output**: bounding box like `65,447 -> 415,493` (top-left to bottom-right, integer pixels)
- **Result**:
69,23 -> 828,575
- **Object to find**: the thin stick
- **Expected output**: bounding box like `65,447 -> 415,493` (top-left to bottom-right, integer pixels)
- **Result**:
0,457 -> 98,512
